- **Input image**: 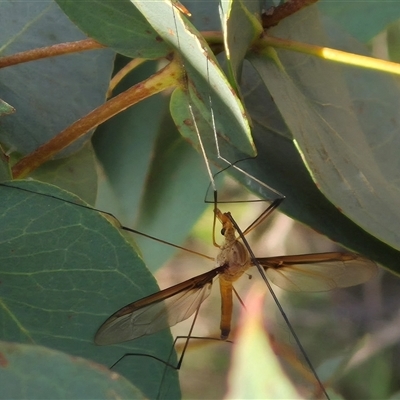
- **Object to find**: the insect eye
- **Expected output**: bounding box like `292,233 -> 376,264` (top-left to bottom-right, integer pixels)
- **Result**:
220,228 -> 226,236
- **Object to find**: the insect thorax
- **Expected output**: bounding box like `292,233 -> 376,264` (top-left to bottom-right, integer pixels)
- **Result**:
216,239 -> 251,283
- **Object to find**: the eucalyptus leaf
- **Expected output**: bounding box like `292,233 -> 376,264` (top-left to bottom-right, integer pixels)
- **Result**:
0,1 -> 115,157
318,0 -> 400,43
0,341 -> 144,399
131,0 -> 256,159
234,5 -> 400,272
221,0 -> 263,92
55,0 -> 169,58
0,180 -> 180,399
93,58 -> 210,272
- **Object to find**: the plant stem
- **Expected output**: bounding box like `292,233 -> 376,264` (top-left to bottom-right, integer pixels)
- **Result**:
259,36 -> 400,75
12,58 -> 183,178
0,39 -> 105,69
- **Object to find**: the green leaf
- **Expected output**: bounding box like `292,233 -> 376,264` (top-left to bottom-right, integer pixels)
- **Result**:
251,46 -> 400,248
93,57 -> 210,272
0,99 -> 15,117
221,0 -> 263,92
0,180 -> 180,399
131,0 -> 256,159
0,341 -> 144,399
0,1 -> 115,157
179,0 -> 221,31
318,0 -> 400,43
238,5 -> 400,271
0,151 -> 11,182
387,20 -> 400,63
55,0 -> 170,58
30,142 -> 98,205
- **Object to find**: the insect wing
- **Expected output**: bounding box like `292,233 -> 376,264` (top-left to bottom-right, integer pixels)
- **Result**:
95,269 -> 219,345
257,252 -> 378,292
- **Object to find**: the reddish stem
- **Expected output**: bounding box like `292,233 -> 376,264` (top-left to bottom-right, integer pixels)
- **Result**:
0,39 -> 105,69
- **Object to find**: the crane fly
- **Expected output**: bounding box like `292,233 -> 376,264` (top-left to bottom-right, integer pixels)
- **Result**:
94,200 -> 378,346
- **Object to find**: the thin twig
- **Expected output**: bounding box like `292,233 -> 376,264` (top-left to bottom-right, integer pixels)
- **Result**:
0,39 -> 105,69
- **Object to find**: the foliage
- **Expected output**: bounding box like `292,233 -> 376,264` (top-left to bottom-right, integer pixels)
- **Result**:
1,0 -> 400,399
0,341 -> 143,399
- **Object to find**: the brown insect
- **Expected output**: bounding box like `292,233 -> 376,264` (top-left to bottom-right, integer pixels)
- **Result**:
95,203 -> 377,345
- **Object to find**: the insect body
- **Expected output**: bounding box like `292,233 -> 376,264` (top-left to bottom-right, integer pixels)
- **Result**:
95,208 -> 377,345
94,208 -> 251,345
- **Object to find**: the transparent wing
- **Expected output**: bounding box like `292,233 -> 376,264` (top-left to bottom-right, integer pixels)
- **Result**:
256,252 -> 378,292
95,268 -> 220,345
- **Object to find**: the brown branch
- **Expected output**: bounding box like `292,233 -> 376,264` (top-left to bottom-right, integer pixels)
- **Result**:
0,39 -> 105,69
12,59 -> 183,179
262,0 -> 319,29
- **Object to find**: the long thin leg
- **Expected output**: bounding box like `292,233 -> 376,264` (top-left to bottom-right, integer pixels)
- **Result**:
227,212 -> 330,400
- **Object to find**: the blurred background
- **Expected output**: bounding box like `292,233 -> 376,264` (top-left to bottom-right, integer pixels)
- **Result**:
148,179 -> 399,400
